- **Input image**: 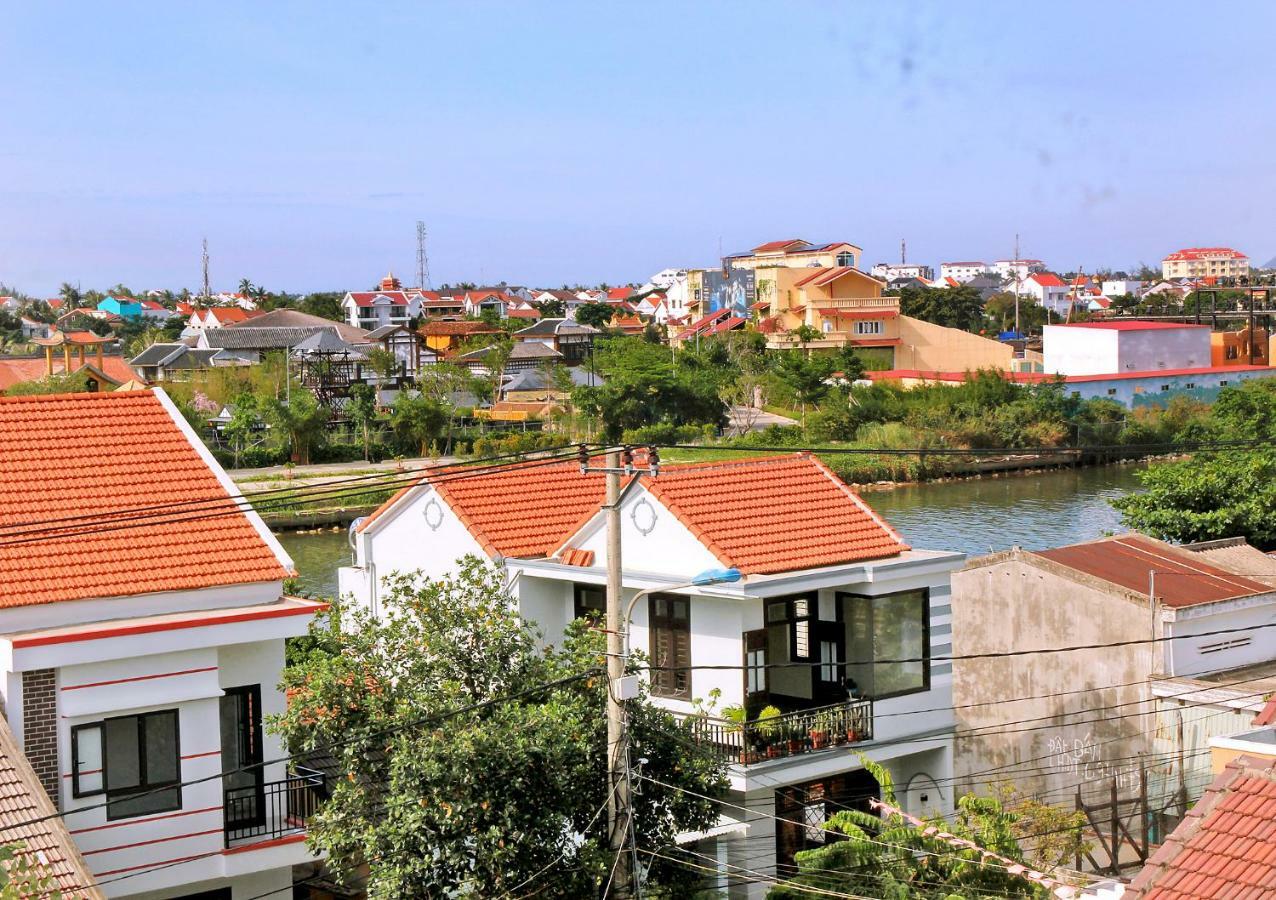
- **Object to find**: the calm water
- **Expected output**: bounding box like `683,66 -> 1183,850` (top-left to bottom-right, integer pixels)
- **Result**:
865,463 -> 1147,557
273,464 -> 1149,598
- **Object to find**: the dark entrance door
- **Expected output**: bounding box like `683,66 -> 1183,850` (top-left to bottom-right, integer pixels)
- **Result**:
220,684 -> 264,831
775,768 -> 880,874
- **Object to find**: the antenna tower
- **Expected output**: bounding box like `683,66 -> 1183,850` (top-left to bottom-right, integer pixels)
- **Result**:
201,238 -> 210,299
901,238 -> 906,265
416,220 -> 431,289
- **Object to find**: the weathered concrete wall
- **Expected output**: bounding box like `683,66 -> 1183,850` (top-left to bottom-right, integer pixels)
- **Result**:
951,553 -> 1157,801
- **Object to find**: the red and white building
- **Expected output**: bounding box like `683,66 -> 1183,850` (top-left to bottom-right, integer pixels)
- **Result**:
1161,247 -> 1249,280
340,452 -> 962,895
0,390 -> 326,898
1019,272 -> 1073,315
341,274 -> 427,330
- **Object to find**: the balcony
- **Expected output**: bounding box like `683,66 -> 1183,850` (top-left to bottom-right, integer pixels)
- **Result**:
223,767 -> 328,847
818,297 -> 899,309
680,699 -> 873,766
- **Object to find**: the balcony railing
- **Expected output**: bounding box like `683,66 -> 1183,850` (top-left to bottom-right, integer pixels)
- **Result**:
679,699 -> 873,765
819,297 -> 899,309
224,766 -> 328,846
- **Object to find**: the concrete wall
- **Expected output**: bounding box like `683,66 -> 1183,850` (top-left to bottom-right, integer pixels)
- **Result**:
1043,326 -> 1119,375
1064,368 -> 1276,408
897,316 -> 1015,372
1116,327 -> 1211,372
951,554 -> 1157,801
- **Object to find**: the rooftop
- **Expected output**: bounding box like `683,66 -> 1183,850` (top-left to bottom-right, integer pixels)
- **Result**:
1051,320 -> 1209,331
0,391 -> 292,607
1163,247 -> 1248,261
1033,534 -> 1272,608
359,453 -> 908,575
1125,754 -> 1276,899
228,307 -> 370,343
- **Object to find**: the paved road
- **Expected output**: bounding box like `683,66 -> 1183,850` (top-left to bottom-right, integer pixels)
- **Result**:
728,405 -> 798,433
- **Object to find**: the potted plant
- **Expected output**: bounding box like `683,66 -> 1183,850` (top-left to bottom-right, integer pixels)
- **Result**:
786,719 -> 805,756
809,711 -> 834,750
721,705 -> 750,763
757,705 -> 783,759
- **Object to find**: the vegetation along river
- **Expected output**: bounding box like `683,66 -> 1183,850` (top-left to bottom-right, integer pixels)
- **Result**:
275,463 -> 1149,600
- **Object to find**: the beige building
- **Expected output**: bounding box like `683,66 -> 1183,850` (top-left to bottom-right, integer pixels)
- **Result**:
727,238 -> 862,271
1161,247 -> 1249,279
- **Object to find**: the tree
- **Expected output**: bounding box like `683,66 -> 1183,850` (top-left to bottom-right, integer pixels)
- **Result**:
58,282 -> 81,308
770,761 -> 1064,899
299,292 -> 345,322
1112,450 -> 1276,547
274,558 -> 725,897
575,302 -> 615,330
898,285 -> 987,333
363,347 -> 401,384
787,324 -> 820,355
534,298 -> 566,318
774,351 -> 834,431
389,392 -> 446,456
346,382 -> 380,461
264,388 -> 329,465
222,393 -> 263,468
238,278 -> 255,297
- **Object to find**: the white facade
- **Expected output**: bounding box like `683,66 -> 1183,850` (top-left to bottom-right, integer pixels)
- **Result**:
992,259 -> 1046,282
342,291 -> 423,330
1043,323 -> 1213,376
939,262 -> 989,283
870,263 -> 935,281
1101,279 -> 1143,298
341,474 -> 963,896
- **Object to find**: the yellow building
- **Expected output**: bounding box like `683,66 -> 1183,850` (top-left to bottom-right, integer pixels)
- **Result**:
1161,247 -> 1250,280
757,265 -> 901,367
726,238 -> 862,271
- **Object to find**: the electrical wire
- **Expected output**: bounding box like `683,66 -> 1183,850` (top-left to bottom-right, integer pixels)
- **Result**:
657,435 -> 1276,458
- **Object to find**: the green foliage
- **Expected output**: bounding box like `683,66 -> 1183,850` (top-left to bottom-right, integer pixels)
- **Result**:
346,382 -> 380,461
898,285 -> 988,333
274,558 -> 726,897
263,388 -> 330,465
770,760 -> 1056,899
2,371 -> 93,395
389,392 -> 446,456
574,302 -> 615,330
222,393 -> 264,468
0,843 -> 61,899
574,336 -> 729,440
298,292 -> 345,322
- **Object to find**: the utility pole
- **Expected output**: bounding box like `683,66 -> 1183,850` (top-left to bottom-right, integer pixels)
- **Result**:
416,220 -> 431,289
201,237 -> 211,300
579,446 -> 659,899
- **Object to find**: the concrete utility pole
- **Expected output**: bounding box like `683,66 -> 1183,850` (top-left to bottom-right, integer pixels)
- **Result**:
579,446 -> 659,899
1013,232 -> 1021,337
201,238 -> 211,300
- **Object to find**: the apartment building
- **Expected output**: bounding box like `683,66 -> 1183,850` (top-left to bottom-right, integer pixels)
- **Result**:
869,263 -> 935,281
1161,247 -> 1250,280
939,262 -> 989,282
340,452 -> 963,896
0,390 -> 326,898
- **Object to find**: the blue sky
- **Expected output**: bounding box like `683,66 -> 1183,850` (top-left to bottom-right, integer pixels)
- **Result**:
3,1 -> 1275,295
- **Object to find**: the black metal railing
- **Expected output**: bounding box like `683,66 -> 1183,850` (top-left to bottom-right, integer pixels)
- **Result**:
223,766 -> 328,846
680,699 -> 873,765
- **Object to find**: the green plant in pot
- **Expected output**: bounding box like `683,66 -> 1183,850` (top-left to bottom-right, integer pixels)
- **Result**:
756,705 -> 783,758
809,710 -> 834,750
722,704 -> 750,762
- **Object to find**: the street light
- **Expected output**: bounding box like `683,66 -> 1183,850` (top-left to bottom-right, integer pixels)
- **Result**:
617,567 -> 743,697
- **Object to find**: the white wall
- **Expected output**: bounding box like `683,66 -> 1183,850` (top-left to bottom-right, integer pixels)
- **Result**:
1167,597 -> 1276,677
1116,327 -> 1211,373
1043,326 -> 1119,375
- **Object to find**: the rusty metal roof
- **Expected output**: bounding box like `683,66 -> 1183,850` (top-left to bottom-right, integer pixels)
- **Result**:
1033,534 -> 1273,608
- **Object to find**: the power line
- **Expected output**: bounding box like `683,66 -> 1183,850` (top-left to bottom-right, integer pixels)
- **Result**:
657,435 -> 1276,458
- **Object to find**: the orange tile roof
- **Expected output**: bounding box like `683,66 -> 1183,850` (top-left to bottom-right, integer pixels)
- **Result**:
360,453 -> 907,573
0,356 -> 137,392
0,392 -> 291,607
1126,755 -> 1276,899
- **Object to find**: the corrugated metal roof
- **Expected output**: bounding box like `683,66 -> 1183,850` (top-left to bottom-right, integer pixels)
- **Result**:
1034,534 -> 1273,608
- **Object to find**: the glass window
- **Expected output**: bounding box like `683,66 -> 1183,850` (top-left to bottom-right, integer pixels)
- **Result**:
74,710 -> 182,819
791,598 -> 811,659
747,647 -> 767,693
573,584 -> 606,620
649,594 -> 691,698
839,590 -> 929,699
855,320 -> 883,335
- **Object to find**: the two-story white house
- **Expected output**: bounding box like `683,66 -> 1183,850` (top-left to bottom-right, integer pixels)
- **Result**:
339,452 -> 963,893
0,389 -> 326,899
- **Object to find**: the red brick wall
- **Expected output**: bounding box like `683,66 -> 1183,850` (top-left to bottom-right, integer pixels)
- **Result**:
22,669 -> 59,808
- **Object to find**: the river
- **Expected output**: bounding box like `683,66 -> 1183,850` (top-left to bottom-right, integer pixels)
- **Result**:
274,463 -> 1149,598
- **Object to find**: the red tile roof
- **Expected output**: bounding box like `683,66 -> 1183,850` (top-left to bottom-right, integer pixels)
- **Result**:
1027,272 -> 1066,287
346,290 -> 416,308
507,307 -> 541,319
419,320 -> 502,336
1034,534 -> 1272,608
360,454 -> 908,574
1163,247 -> 1248,262
1126,755 -> 1276,899
752,239 -> 808,254
0,392 -> 291,607
203,307 -> 262,324
1253,699 -> 1276,727
606,287 -> 633,301
1055,320 -> 1208,331
0,356 -> 137,392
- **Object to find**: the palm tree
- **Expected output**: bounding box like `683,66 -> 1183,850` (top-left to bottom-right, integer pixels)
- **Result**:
239,278 -> 255,297
59,283 -> 82,308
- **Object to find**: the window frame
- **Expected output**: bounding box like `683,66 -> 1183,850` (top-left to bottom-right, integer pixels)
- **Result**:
73,709 -> 183,819
573,583 -> 607,620
648,593 -> 692,699
837,589 -> 931,701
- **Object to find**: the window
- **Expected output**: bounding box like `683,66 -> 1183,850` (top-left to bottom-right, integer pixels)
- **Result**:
839,590 -> 929,699
1220,380 -> 1229,386
649,594 -> 691,698
1160,384 -> 1170,392
573,584 -> 606,620
1185,382 -> 1196,389
767,596 -> 816,661
1107,388 -> 1117,396
854,320 -> 883,335
73,710 -> 181,819
836,252 -> 854,268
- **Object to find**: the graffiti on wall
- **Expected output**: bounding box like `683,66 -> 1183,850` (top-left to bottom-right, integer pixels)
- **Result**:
1046,731 -> 1140,792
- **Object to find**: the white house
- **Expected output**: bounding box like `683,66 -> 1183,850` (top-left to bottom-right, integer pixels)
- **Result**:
1043,320 -> 1213,376
341,290 -> 423,330
939,262 -> 989,283
870,263 -> 934,281
340,452 -> 962,894
992,258 -> 1046,282
138,299 -> 174,322
1019,272 -> 1072,315
20,316 -> 52,340
0,390 -> 325,899
1101,279 -> 1143,299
